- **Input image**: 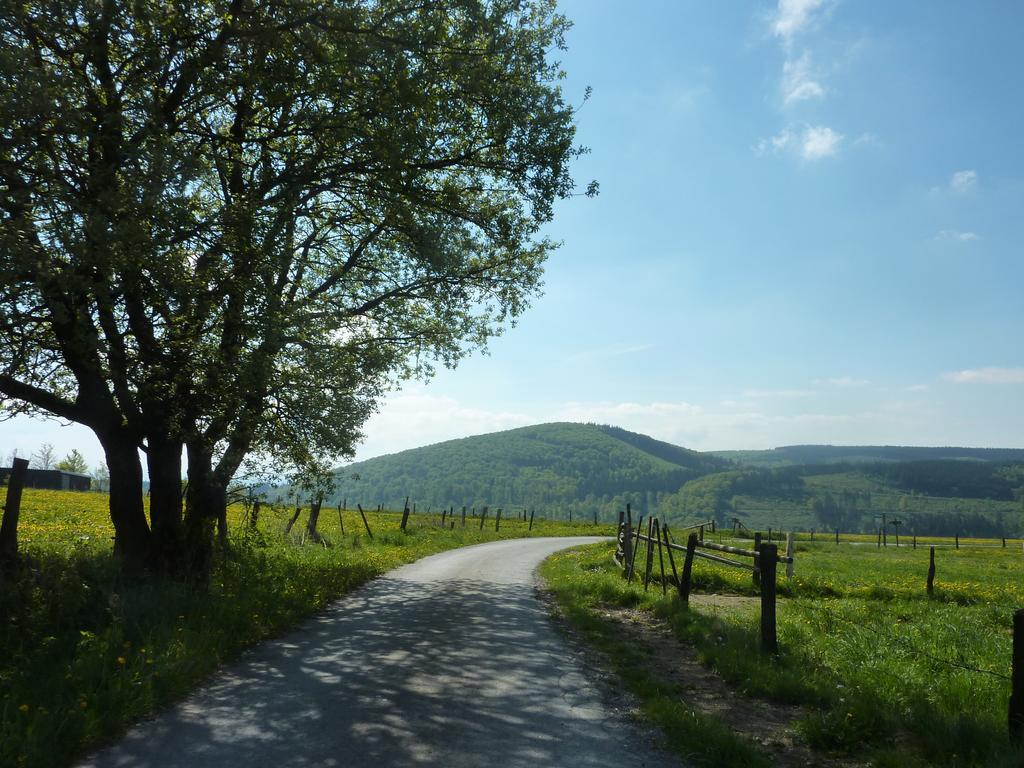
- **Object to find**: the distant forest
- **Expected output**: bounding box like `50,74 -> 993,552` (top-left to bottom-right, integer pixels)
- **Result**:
299,423 -> 1024,537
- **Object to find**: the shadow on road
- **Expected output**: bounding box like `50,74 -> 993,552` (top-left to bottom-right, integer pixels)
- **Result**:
83,551 -> 668,768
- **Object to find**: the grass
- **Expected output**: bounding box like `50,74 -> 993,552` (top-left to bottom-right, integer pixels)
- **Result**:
0,488 -> 613,768
540,537 -> 1024,767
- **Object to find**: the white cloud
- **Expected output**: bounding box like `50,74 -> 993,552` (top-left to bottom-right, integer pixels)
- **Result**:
772,0 -> 828,45
353,390 -> 533,461
800,125 -> 843,159
942,367 -> 1024,384
949,169 -> 978,194
757,125 -> 842,160
935,229 -> 979,242
782,52 -> 825,105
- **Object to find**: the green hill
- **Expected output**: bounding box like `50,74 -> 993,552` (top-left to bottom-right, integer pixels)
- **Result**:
328,422 -> 729,518
306,425 -> 1024,537
663,460 -> 1024,537
712,444 -> 1024,467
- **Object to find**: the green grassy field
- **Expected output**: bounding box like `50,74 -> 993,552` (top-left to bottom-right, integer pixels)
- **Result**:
540,534 -> 1024,767
0,488 -> 613,768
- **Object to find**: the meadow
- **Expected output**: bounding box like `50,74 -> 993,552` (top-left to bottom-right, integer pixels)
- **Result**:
540,532 -> 1024,768
0,488 -> 614,768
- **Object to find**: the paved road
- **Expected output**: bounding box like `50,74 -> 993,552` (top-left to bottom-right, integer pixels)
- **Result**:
79,537 -> 680,768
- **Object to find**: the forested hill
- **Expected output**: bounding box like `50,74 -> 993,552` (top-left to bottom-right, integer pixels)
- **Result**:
328,423 -> 729,513
712,444 -> 1024,467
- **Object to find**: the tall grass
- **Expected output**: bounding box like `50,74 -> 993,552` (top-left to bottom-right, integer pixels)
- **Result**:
541,541 -> 1024,767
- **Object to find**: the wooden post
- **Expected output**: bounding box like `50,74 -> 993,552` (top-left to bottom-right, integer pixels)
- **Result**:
785,532 -> 795,580
913,534 -> 917,549
479,506 -> 488,530
250,499 -> 261,531
357,504 -> 373,539
462,506 -> 467,527
760,543 -> 778,653
593,509 -> 597,526
441,508 -> 447,526
495,508 -> 502,531
643,517 -> 655,591
662,523 -> 679,588
1010,609 -> 1024,742
768,527 -> 772,542
284,505 -> 302,535
835,528 -> 839,545
753,532 -> 762,587
654,519 -> 667,595
623,505 -> 634,579
877,528 -> 881,548
1004,537 -> 1008,548
400,496 -> 410,531
699,524 -> 704,542
0,457 -> 29,565
680,533 -> 698,606
927,546 -> 935,596
614,510 -> 625,565
529,509 -> 535,530
627,515 -> 644,582
955,534 -> 959,550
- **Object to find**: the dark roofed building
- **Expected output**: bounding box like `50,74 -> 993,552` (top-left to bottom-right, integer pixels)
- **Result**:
0,468 -> 91,492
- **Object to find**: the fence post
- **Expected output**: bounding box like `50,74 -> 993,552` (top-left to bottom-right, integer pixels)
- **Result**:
336,502 -> 344,536
479,506 -> 488,530
1010,609 -> 1024,742
913,534 -> 917,549
0,457 -> 29,566
495,508 -> 502,532
462,506 -> 467,527
654,519 -> 667,595
752,532 -> 762,587
927,546 -> 935,596
643,518 -> 655,591
623,505 -> 634,579
835,528 -> 839,545
593,509 -> 598,526
662,523 -> 679,588
680,533 -> 698,606
955,534 -> 959,550
628,514 -> 644,582
785,532 -> 795,579
357,504 -> 373,539
400,497 -> 410,531
760,543 -> 778,654
529,509 -> 535,531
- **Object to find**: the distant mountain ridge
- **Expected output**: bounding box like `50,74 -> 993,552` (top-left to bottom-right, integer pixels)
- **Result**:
314,424 -> 1023,537
712,445 -> 1024,467
329,422 -> 729,513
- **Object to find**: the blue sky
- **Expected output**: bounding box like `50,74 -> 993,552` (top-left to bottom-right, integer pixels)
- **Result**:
5,0 -> 1023,469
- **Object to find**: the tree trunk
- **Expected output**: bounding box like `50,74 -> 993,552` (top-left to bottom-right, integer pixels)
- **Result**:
147,438 -> 185,577
183,444 -> 224,582
306,495 -> 324,544
101,435 -> 151,573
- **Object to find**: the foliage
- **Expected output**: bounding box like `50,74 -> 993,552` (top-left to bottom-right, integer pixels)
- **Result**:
328,422 -> 729,516
0,487 -> 612,768
329,424 -> 1024,537
541,541 -> 1024,767
55,450 -> 88,474
0,0 -> 589,572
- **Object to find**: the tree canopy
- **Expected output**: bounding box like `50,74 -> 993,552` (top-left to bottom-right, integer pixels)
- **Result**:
0,0 -> 589,574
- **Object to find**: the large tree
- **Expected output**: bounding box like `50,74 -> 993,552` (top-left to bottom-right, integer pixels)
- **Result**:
0,0 -> 588,574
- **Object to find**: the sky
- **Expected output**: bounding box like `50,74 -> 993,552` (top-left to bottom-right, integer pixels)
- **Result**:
4,0 -> 1024,470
